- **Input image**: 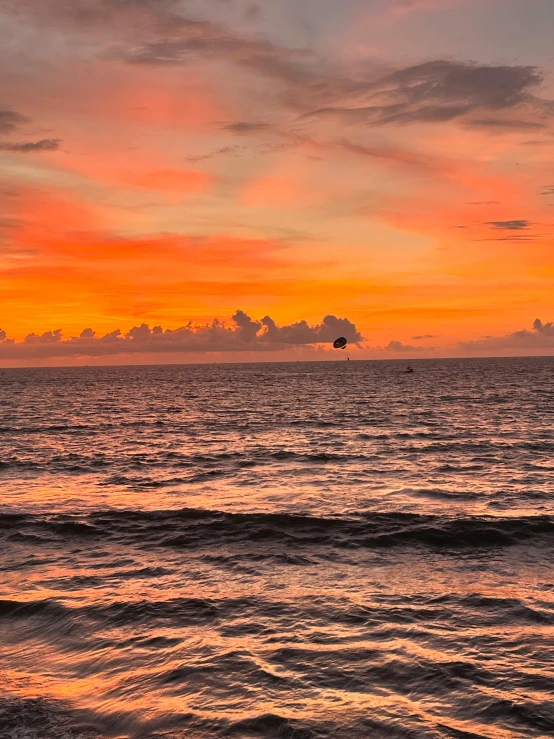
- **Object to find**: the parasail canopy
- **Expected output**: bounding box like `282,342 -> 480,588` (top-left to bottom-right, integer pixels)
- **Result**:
333,337 -> 347,350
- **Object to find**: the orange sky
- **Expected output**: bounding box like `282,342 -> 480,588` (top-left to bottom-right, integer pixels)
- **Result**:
1,0 -> 553,364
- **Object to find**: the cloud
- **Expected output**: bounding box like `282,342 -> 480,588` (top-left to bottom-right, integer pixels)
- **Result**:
533,318 -> 554,335
302,61 -> 551,130
24,329 -> 62,344
385,340 -> 428,352
260,314 -> 363,345
9,0 -> 312,81
391,0 -> 468,12
460,318 -> 554,352
0,139 -> 61,153
0,311 -> 364,359
10,3 -> 554,136
0,328 -> 14,344
117,16 -> 315,83
79,328 -> 96,340
412,334 -> 436,340
0,109 -> 30,134
11,0 -> 184,29
486,220 -> 530,230
467,118 -> 545,130
336,137 -> 447,177
222,121 -> 272,134
184,146 -> 241,162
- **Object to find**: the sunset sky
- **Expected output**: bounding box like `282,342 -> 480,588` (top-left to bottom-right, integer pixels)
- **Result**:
1,0 -> 553,364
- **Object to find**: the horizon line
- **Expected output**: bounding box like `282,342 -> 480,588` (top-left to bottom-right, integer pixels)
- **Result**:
1,353 -> 553,371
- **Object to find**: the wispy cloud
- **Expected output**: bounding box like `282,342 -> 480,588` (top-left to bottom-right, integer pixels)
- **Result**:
0,138 -> 60,153
9,2 -> 554,139
486,219 -> 530,230
301,61 -> 551,131
184,146 -> 241,162
222,121 -> 273,134
0,109 -> 30,134
467,118 -> 545,130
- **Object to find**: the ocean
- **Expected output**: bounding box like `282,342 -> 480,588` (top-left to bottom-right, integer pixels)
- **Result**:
1,358 -> 553,738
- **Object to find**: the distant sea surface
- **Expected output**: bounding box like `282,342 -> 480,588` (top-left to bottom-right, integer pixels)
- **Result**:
1,358 -> 553,739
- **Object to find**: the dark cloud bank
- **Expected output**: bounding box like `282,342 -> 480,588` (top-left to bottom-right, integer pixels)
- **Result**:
0,312 -> 363,360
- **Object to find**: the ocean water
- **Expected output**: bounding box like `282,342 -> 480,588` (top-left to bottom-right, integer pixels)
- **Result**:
1,358 -> 553,739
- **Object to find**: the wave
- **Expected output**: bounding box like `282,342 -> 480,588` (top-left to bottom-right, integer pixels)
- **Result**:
1,509 -> 553,552
2,590 -> 553,631
0,696 -> 103,739
2,690 -> 552,739
0,423 -> 96,435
